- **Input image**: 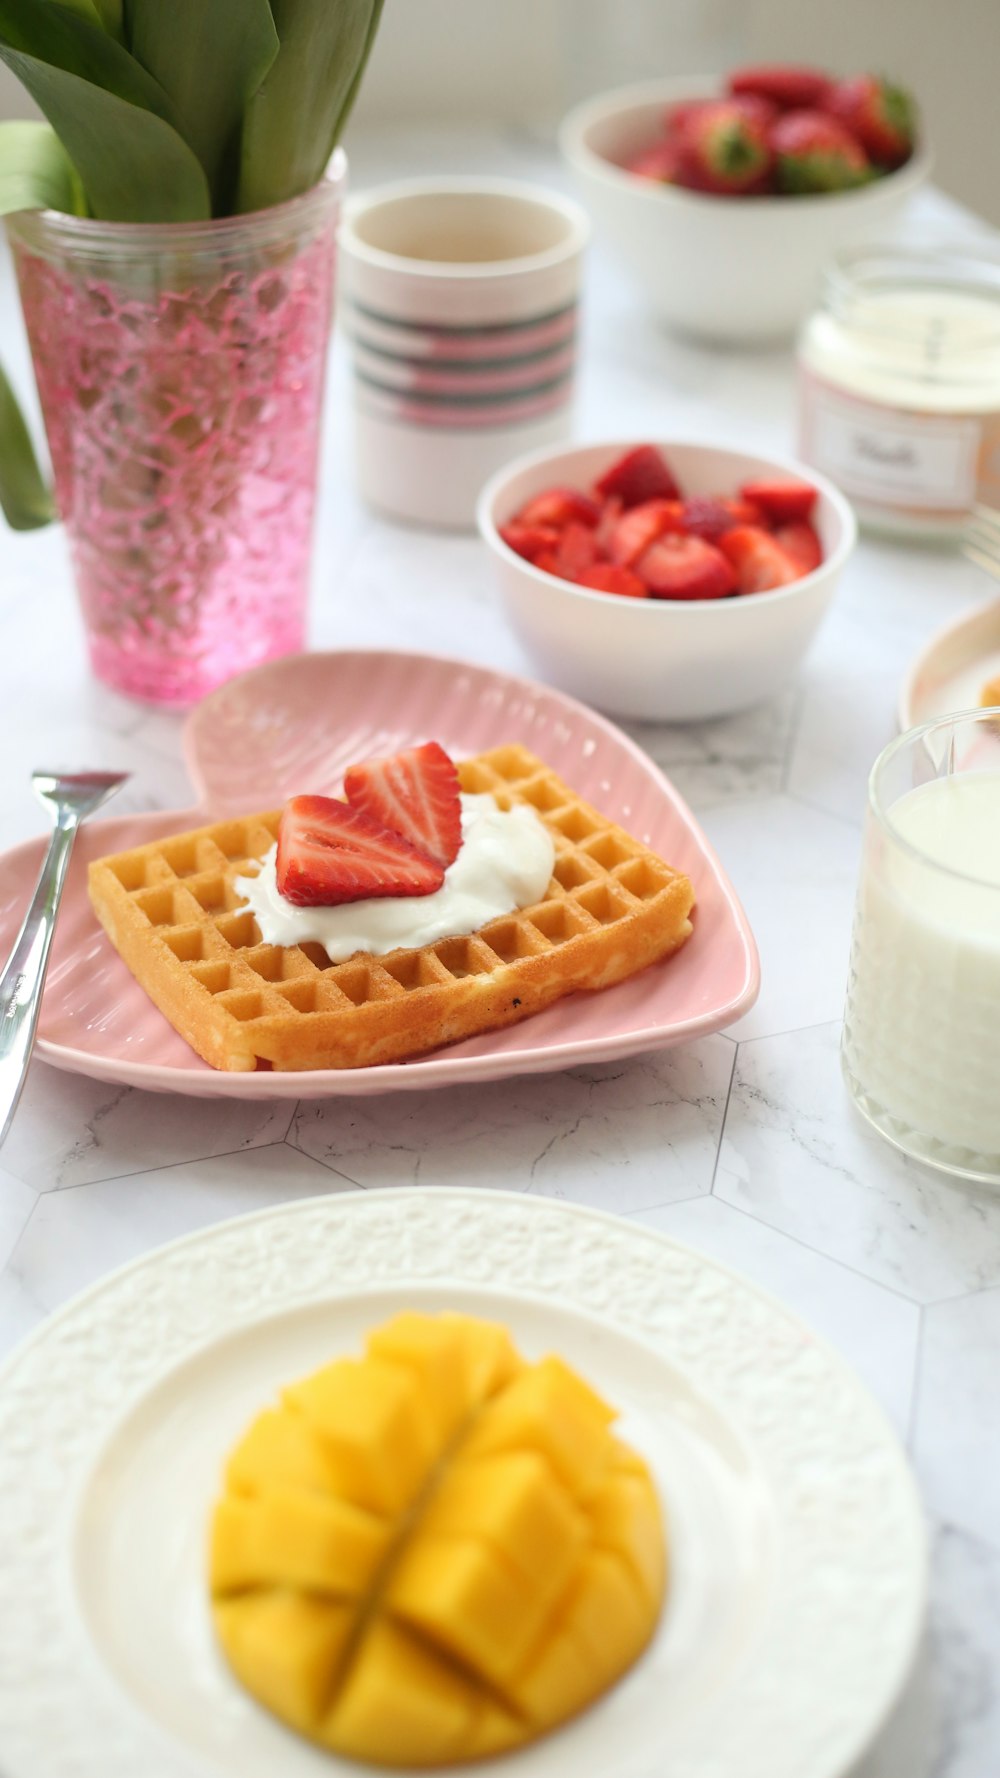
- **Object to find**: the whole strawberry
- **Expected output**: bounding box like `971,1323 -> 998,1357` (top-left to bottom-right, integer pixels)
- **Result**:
827,75 -> 917,169
772,110 -> 870,193
675,100 -> 774,195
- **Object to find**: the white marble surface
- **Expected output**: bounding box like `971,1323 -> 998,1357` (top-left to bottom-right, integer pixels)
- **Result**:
0,124 -> 998,1775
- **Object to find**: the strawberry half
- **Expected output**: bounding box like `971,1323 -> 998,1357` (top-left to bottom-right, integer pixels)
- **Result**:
593,445 -> 680,508
740,477 -> 818,521
276,797 -> 444,908
518,486 -> 600,529
636,535 -> 737,600
826,75 -> 916,170
728,64 -> 832,111
344,741 -> 462,871
771,110 -> 870,193
719,526 -> 800,594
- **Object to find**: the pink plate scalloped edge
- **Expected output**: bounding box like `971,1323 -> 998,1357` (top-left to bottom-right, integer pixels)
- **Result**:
0,650 -> 758,1097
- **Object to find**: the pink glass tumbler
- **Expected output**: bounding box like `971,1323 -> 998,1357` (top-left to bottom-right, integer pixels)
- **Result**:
7,159 -> 343,707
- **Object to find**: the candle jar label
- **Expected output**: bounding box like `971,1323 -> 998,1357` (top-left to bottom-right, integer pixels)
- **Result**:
798,371 -> 993,512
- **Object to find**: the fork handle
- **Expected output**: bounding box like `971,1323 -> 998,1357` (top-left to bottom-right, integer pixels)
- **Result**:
0,816 -> 79,1147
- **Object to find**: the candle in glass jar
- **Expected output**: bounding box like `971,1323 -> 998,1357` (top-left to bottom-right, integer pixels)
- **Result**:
844,771 -> 1000,1160
799,247 -> 1000,538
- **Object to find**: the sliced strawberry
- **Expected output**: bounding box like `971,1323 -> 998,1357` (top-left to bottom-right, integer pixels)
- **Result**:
774,520 -> 823,576
636,534 -> 737,600
343,741 -> 462,870
740,477 -> 818,521
498,520 -> 560,563
719,526 -> 800,594
518,486 -> 600,529
533,549 -> 561,577
552,520 -> 600,579
594,495 -> 624,554
626,140 -> 681,183
728,65 -> 833,111
276,797 -> 443,908
578,562 -> 648,598
675,497 -> 730,541
593,445 -> 680,508
609,498 -> 685,566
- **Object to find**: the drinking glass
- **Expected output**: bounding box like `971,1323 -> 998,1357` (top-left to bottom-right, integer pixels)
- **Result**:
842,709 -> 1000,1183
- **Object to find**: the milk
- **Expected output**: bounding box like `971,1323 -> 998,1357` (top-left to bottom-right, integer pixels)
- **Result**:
843,772 -> 1000,1163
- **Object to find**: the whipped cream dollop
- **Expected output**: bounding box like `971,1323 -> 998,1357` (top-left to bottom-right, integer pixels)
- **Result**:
234,793 -> 556,962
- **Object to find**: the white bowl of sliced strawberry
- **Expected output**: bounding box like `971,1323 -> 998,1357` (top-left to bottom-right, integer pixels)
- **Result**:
560,67 -> 931,341
478,439 -> 856,722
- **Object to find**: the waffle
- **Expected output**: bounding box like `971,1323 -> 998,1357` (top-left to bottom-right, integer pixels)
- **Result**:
87,745 -> 695,1072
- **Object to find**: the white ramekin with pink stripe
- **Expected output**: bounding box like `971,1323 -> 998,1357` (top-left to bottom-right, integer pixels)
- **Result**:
338,179 -> 590,529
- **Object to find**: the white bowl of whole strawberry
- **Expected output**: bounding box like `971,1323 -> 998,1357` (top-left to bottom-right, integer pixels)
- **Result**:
478,440 -> 856,721
560,64 -> 929,341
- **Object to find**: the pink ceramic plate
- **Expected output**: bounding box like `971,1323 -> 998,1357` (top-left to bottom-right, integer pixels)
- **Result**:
0,651 -> 758,1098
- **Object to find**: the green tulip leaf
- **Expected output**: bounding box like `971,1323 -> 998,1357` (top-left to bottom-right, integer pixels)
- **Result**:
129,0 -> 279,213
0,117 -> 84,214
0,362 -> 54,530
0,43 -> 210,220
0,0 -> 171,115
237,0 -> 384,213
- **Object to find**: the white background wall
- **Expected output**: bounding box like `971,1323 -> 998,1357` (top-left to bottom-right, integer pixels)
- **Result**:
0,0 -> 996,223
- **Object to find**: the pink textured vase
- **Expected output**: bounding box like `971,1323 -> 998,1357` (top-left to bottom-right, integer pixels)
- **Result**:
7,158 -> 344,707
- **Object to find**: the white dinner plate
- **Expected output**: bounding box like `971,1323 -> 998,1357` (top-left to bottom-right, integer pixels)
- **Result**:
0,1189 -> 925,1778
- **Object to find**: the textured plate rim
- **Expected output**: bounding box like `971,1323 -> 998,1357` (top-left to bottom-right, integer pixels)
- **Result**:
23,648 -> 759,1096
0,1187 -> 926,1778
898,594 -> 1000,731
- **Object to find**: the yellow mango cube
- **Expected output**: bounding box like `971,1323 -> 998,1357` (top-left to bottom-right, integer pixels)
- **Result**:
210,1488 -> 389,1597
285,1356 -> 435,1515
213,1591 -> 354,1735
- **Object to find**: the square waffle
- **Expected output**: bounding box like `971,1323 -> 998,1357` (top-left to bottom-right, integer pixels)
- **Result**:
87,745 -> 695,1072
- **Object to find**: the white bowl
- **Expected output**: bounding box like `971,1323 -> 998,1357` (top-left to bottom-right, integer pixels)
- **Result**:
559,77 -> 931,342
478,439 -> 857,722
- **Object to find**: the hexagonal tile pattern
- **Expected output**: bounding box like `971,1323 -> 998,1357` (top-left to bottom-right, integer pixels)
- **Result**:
622,688 -> 798,812
0,1167 -> 35,1274
913,1288 -> 1000,1551
630,1194 -> 920,1437
2,1063 -> 295,1193
291,1039 -> 735,1212
697,795 -> 862,1041
716,1022 -> 1000,1305
0,1144 -> 353,1357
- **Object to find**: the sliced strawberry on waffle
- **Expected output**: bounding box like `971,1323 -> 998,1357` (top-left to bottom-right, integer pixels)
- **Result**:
344,740 -> 462,870
276,797 -> 444,908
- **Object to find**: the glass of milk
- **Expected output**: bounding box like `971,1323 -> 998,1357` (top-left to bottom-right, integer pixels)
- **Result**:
843,709 -> 1000,1184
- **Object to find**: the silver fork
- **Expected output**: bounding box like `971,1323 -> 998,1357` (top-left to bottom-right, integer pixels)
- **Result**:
0,771 -> 128,1147
961,503 -> 1000,581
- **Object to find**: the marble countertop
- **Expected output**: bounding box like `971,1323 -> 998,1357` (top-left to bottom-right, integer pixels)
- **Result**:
0,126 -> 997,1776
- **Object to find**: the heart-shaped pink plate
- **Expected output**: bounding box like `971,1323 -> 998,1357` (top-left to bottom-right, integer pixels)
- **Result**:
0,651 -> 758,1097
